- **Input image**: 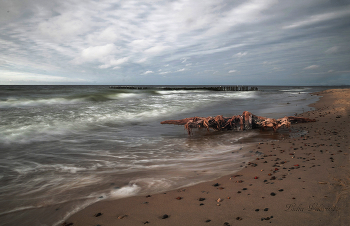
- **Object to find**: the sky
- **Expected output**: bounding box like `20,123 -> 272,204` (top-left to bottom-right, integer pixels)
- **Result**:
0,0 -> 350,85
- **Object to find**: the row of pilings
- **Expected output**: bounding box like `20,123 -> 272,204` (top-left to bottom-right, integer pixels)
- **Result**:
109,86 -> 258,91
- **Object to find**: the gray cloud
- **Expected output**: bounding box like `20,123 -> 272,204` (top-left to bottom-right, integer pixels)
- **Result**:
0,0 -> 349,85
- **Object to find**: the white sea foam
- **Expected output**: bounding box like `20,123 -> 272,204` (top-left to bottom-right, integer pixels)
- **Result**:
156,90 -> 206,95
13,163 -> 89,176
0,97 -> 82,108
0,206 -> 38,216
279,88 -> 311,92
110,184 -> 142,198
117,93 -> 144,98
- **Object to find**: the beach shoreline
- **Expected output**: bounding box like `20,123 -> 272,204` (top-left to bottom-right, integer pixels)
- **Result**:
65,88 -> 350,226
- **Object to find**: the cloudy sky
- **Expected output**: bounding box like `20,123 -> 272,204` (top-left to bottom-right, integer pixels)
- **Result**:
1,0 -> 350,85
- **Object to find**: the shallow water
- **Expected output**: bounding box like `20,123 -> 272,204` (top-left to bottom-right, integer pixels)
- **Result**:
0,85 -> 329,225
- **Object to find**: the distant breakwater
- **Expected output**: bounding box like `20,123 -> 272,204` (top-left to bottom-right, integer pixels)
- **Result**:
109,86 -> 258,91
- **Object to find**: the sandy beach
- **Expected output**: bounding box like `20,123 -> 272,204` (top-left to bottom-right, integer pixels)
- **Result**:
65,88 -> 350,226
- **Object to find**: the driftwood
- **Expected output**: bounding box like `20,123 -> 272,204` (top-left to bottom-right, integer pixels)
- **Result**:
161,111 -> 315,135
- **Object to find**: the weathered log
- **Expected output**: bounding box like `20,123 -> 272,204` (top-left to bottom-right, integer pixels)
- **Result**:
161,111 -> 316,135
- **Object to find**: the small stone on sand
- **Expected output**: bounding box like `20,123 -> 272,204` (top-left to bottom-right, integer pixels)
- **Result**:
94,213 -> 102,217
161,214 -> 169,219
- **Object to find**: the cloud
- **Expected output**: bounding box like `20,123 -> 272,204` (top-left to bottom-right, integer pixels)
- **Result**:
81,44 -> 117,62
144,45 -> 170,55
181,58 -> 188,63
143,70 -> 154,75
283,8 -> 350,29
137,58 -> 148,63
304,65 -> 319,70
1,0 -> 350,85
98,57 -> 129,69
235,52 -> 248,57
0,70 -> 86,84
325,46 -> 339,54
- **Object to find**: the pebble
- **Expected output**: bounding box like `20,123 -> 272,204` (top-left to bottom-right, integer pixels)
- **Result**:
143,221 -> 150,224
199,198 -> 206,201
61,222 -> 73,226
161,214 -> 169,219
236,217 -> 243,221
278,189 -> 284,192
205,219 -> 211,222
94,213 -> 102,217
176,197 -> 182,200
213,183 -> 220,187
264,208 -> 269,211
223,222 -> 231,226
255,209 -> 259,212
270,192 -> 276,196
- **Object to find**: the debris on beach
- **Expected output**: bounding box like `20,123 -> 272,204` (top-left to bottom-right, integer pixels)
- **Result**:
118,215 -> 128,219
161,111 -> 316,134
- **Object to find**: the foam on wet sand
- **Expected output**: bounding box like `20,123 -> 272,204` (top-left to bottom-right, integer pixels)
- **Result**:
65,88 -> 350,226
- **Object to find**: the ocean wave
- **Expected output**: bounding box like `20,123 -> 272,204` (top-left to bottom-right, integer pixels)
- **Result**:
0,90 -> 151,108
279,87 -> 311,92
0,97 -> 82,108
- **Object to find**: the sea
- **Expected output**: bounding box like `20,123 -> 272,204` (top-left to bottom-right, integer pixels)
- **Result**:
0,85 -> 337,225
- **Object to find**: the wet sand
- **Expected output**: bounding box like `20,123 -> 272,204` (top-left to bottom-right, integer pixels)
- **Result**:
65,88 -> 350,226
